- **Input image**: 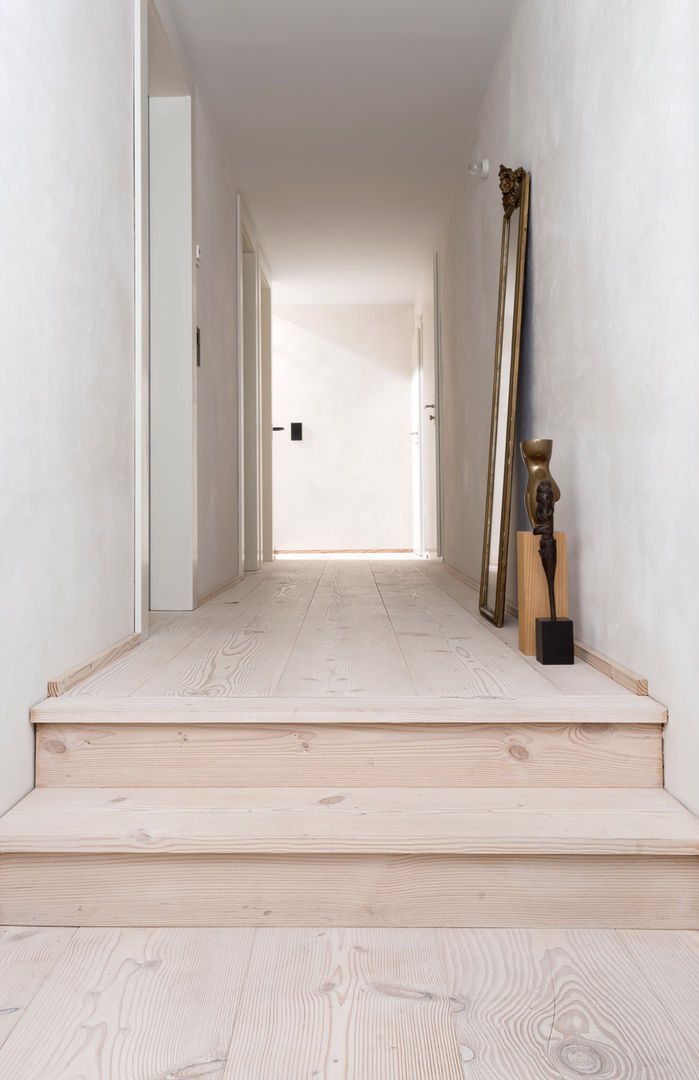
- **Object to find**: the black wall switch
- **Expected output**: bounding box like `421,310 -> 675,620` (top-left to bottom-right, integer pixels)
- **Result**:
290,422 -> 302,441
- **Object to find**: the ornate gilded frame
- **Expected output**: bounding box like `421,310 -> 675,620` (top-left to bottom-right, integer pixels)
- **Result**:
479,165 -> 530,626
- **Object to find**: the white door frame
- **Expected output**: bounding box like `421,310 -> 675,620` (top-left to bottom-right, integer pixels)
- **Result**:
235,194 -> 246,577
237,200 -> 269,574
134,0 -> 149,633
411,317 -> 425,556
433,250 -> 444,558
260,271 -> 273,562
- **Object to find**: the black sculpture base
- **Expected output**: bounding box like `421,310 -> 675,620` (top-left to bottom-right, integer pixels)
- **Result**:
536,617 -> 574,665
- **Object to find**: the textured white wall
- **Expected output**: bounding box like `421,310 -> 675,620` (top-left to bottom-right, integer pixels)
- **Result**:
193,96 -> 240,598
273,306 -> 414,550
439,0 -> 699,812
0,1 -> 135,812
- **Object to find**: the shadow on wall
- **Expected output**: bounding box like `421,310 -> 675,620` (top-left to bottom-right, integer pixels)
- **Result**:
272,305 -> 414,552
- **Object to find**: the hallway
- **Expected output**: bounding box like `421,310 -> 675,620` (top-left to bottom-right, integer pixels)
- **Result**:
3,1 -> 699,1076
1,559 -> 698,1074
65,558 -> 632,699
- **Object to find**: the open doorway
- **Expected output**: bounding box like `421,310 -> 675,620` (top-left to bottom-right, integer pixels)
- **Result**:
145,1 -> 246,613
271,304 -> 416,555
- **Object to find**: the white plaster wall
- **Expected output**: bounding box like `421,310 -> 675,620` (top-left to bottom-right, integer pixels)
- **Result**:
193,95 -> 240,598
273,306 -> 414,550
439,0 -> 699,812
0,1 -> 135,812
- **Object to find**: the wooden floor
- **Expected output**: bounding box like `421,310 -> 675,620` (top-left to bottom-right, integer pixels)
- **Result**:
0,925 -> 697,1078
69,558 -> 631,698
8,559 -> 696,1072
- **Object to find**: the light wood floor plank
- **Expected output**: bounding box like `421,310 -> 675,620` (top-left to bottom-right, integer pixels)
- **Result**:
32,693 -> 667,725
62,559 -> 640,700
2,853 -> 696,927
439,927 -> 699,1077
0,927 -> 76,1050
4,786 -> 696,855
373,570 -> 561,698
276,561 -> 416,696
1,928 -> 697,1076
0,927 -> 255,1080
224,928 -> 463,1079
421,561 -> 633,696
618,930 -> 699,1047
136,564 -> 324,696
35,718 -> 662,789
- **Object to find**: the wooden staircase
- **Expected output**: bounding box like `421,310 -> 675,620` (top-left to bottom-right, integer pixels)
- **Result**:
0,694 -> 697,927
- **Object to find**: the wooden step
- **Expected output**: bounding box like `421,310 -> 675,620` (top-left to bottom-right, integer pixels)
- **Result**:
1,787 -> 696,927
32,695 -> 666,788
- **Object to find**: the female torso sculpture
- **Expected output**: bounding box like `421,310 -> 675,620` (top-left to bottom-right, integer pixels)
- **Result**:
521,439 -> 560,528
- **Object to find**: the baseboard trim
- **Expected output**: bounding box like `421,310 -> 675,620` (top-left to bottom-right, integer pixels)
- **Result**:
441,562 -> 649,696
197,575 -> 244,607
573,641 -> 648,697
47,633 -> 141,697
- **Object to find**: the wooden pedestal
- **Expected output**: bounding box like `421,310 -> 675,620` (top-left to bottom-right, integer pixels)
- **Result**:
517,531 -> 568,656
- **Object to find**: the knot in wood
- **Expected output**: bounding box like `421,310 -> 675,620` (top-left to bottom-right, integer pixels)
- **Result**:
508,742 -> 529,761
43,738 -> 67,755
556,1040 -> 608,1074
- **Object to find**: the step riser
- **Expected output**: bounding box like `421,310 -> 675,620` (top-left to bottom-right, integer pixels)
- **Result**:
35,722 -> 663,788
1,853 -> 695,928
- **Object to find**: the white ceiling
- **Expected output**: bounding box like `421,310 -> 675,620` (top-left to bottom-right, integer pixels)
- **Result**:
165,0 -> 516,305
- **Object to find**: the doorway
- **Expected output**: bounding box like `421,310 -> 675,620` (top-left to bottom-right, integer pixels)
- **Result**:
271,304 -> 415,554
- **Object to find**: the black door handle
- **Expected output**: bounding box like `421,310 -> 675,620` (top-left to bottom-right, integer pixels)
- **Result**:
272,426 -> 285,431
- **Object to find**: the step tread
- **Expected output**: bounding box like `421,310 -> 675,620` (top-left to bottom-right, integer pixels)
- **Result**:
1,787 -> 696,855
31,695 -> 667,725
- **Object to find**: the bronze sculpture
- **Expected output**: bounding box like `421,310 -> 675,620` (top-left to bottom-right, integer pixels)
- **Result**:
533,480 -> 557,621
523,453 -> 574,665
521,439 -> 560,529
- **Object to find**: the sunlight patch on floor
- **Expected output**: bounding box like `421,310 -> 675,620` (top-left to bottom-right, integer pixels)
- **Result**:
273,551 -> 421,560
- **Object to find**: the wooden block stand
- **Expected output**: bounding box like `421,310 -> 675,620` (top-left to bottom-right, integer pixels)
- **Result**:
517,531 -> 568,656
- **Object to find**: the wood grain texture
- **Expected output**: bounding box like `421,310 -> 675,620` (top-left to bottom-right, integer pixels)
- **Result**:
275,561 -> 417,696
1,853 -> 696,927
34,720 -> 663,788
31,693 -> 667,724
47,633 -> 141,696
0,927 -> 76,1049
136,566 -> 324,696
434,559 -> 650,696
197,573 -> 244,607
58,558 -> 643,700
0,927 -> 697,1078
224,928 -> 463,1079
517,531 -> 568,655
439,927 -> 699,1077
64,563 -> 293,697
0,927 -> 254,1080
619,930 -> 699,1047
423,559 -> 634,696
574,639 -> 649,695
3,786 -> 695,854
373,570 -> 560,698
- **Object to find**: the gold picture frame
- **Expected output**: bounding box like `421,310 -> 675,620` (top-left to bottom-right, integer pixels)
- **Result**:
479,165 -> 530,626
